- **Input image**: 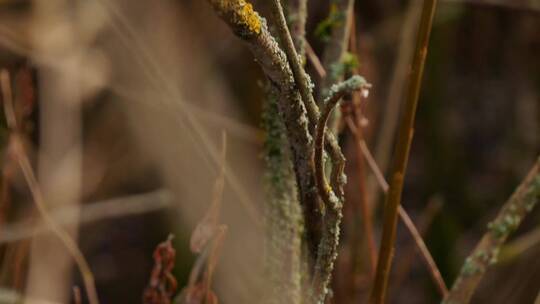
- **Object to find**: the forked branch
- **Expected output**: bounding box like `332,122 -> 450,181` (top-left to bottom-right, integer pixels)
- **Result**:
444,157 -> 540,304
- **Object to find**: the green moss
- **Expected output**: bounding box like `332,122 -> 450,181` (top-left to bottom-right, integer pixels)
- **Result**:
314,3 -> 346,42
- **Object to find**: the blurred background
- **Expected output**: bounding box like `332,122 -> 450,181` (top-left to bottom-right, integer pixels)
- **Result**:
0,0 -> 538,303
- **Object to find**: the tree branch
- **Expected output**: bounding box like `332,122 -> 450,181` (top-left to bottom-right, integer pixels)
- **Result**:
312,75 -> 369,304
286,0 -> 308,57
319,0 -> 355,132
444,157 -> 540,304
206,0 -> 319,241
270,0 -> 319,134
320,0 -> 355,96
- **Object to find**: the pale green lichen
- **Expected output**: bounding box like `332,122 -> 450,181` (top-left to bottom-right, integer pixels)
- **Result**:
524,175 -> 540,211
461,257 -> 480,276
487,213 -> 520,239
262,90 -> 303,304
487,174 -> 540,239
322,75 -> 370,105
489,248 -> 499,265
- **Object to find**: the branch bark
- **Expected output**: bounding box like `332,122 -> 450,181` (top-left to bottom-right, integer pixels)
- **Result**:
312,76 -> 369,304
319,0 -> 355,132
444,157 -> 540,304
286,0 -> 308,57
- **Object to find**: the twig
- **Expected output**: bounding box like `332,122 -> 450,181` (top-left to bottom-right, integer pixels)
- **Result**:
205,0 -> 348,263
399,202 -> 448,298
286,0 -> 308,57
370,0 -> 438,302
0,190 -> 171,244
178,140 -> 229,304
268,0 -> 348,203
444,157 -> 540,304
348,117 -> 448,297
320,0 -> 356,96
270,0 -> 319,134
345,117 -> 378,276
346,14 -> 378,278
206,0 -> 320,250
0,70 -> 17,129
313,76 -> 370,304
373,0 -> 423,181
305,42 -> 327,78
319,0 -> 355,133
1,70 -> 99,304
10,140 -> 99,304
315,76 -> 370,207
191,132 -> 227,253
392,197 -> 443,291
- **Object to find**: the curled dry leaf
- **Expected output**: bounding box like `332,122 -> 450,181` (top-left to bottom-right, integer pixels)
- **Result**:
190,134 -> 227,253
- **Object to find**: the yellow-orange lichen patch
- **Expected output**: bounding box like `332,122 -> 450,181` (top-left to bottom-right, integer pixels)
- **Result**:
210,0 -> 262,36
239,2 -> 261,34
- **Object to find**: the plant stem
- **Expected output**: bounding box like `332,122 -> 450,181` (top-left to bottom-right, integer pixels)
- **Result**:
270,0 -> 319,133
347,13 -> 378,279
346,117 -> 378,277
369,0 -> 438,302
392,198 -> 443,294
320,0 -> 356,96
444,157 -> 540,304
351,119 -> 448,298
286,0 -> 308,57
320,0 -> 355,132
313,76 -> 369,304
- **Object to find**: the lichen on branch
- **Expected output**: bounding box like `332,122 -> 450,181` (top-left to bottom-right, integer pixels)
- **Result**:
207,0 -> 262,38
444,157 -> 540,304
311,75 -> 370,304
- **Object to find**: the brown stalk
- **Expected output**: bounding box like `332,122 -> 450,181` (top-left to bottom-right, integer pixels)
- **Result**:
346,117 -> 447,298
369,0 -> 438,302
346,117 -> 377,277
347,13 -> 378,278
392,198 -> 443,290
